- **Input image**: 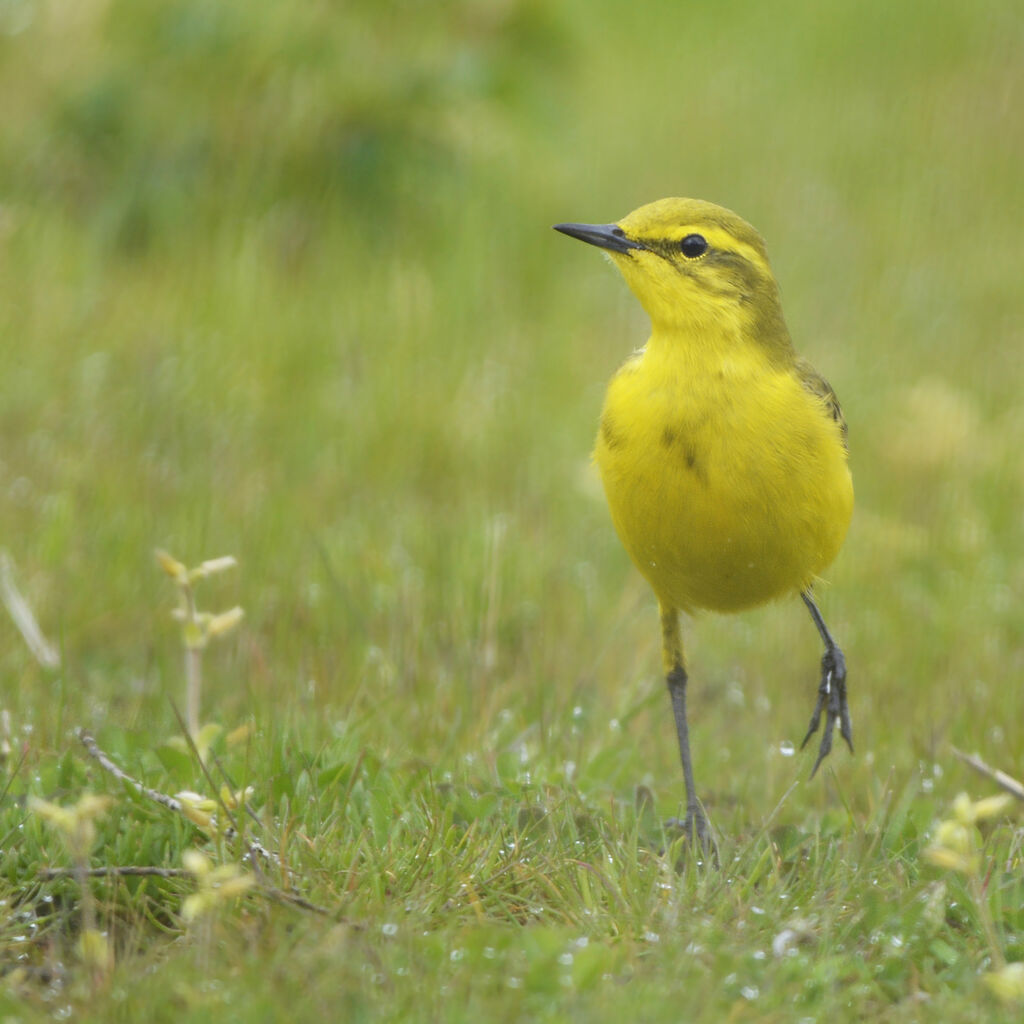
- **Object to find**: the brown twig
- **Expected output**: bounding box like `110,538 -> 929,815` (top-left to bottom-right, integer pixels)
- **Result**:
39,866 -> 193,880
0,551 -> 60,669
261,884 -> 335,917
77,729 -> 184,813
76,728 -> 278,866
951,746 -> 1024,803
38,865 -> 334,916
73,728 -> 334,916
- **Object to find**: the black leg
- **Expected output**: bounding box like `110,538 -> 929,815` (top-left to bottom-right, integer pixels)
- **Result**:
800,590 -> 853,776
665,663 -> 709,841
659,606 -> 711,846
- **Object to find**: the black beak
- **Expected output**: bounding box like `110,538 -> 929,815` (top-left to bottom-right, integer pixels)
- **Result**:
553,222 -> 646,254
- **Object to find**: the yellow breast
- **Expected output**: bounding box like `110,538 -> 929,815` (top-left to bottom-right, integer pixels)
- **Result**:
594,340 -> 853,613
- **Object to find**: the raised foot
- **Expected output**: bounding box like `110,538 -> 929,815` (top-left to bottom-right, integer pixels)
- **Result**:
800,643 -> 854,777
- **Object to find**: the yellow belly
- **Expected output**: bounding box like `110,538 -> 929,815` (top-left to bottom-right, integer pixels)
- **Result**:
595,351 -> 853,613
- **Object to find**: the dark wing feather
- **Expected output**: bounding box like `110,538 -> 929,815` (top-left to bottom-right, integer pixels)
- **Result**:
795,358 -> 848,451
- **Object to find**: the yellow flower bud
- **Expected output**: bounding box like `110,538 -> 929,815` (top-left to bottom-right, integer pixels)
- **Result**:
985,963 -> 1024,1004
155,549 -> 188,581
208,606 -> 244,638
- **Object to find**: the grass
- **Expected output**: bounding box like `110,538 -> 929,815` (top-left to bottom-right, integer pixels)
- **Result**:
1,0 -> 1023,1018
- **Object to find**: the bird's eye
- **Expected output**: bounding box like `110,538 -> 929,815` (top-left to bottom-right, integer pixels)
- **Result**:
679,234 -> 708,259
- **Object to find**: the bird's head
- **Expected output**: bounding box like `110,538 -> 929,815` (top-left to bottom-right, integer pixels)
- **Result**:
555,197 -> 790,349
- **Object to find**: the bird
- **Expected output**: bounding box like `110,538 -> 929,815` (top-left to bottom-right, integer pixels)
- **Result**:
554,198 -> 854,843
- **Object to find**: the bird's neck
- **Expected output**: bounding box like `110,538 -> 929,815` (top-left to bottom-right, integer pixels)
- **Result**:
644,311 -> 796,373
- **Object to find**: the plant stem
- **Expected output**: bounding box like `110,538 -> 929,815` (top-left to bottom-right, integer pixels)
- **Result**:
186,643 -> 202,739
969,873 -> 1006,970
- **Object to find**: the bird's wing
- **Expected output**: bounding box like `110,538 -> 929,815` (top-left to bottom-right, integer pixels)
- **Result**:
795,358 -> 848,450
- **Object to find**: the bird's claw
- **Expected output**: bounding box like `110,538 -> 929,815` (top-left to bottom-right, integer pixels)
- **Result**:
800,645 -> 853,777
664,810 -> 718,861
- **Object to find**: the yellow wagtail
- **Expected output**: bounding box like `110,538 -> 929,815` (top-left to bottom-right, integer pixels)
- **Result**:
555,198 -> 854,841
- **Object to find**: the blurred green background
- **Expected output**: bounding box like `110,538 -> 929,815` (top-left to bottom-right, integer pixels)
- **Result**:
2,0 -> 1024,1011
2,0 -> 1023,803
1,4 -> 1023,1009
2,0 -> 1022,809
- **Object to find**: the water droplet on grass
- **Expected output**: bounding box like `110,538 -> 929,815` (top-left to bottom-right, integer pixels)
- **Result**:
773,929 -> 797,958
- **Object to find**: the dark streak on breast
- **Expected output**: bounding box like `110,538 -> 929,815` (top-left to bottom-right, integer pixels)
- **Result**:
662,424 -> 707,483
683,445 -> 708,485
